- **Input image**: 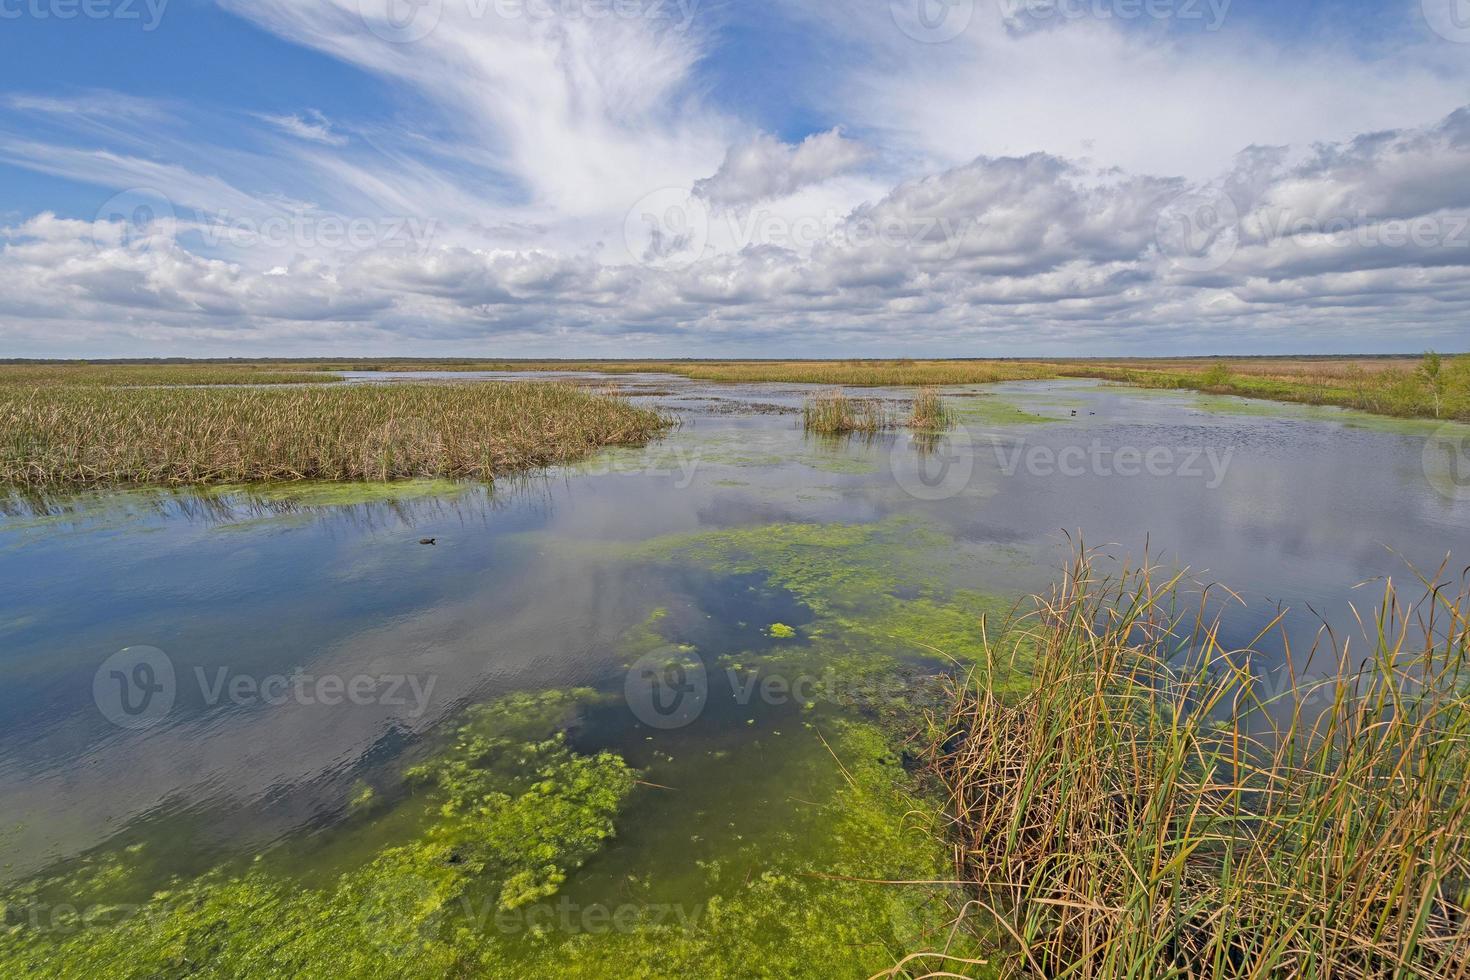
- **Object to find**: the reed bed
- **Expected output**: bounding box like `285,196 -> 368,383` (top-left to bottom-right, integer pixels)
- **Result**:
0,382 -> 670,488
300,359 -> 1060,387
0,364 -> 340,386
803,387 -> 953,435
802,390 -> 894,434
920,553 -> 1470,979
908,387 -> 954,432
14,354 -> 1469,420
305,356 -> 1470,421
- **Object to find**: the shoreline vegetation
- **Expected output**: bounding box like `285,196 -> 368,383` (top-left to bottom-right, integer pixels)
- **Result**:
0,364 -> 342,386
916,553 -> 1470,978
335,354 -> 1470,421
5,357 -> 1464,429
10,354 -> 1463,422
4,355 -> 1456,490
0,381 -> 670,489
504,353 -> 1470,421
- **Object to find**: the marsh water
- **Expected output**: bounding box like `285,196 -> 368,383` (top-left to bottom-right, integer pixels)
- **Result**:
3,375 -> 1468,973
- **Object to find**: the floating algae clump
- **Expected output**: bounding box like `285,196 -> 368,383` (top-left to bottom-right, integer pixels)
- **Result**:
506,719 -> 986,979
767,622 -> 796,638
636,516 -> 1014,667
0,709 -> 982,979
0,691 -> 636,979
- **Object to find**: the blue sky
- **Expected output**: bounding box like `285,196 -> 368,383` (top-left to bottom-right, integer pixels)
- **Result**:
0,0 -> 1468,356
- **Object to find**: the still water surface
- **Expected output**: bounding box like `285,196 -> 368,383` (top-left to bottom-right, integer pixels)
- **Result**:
2,374 -> 1466,892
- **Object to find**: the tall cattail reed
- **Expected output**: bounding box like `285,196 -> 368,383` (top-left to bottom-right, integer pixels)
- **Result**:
0,381 -> 670,488
802,390 -> 893,434
908,388 -> 953,432
917,551 -> 1470,979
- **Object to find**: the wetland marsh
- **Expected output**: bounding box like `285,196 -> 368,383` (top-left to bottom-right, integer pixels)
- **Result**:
2,372 -> 1467,977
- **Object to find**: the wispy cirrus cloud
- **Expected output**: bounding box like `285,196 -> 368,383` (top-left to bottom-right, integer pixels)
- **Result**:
255,109 -> 348,146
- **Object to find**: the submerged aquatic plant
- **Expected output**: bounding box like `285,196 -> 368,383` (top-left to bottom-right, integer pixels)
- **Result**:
918,551 -> 1470,979
0,692 -> 969,979
0,691 -> 638,978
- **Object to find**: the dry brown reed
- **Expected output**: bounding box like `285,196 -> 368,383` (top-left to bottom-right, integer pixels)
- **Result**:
920,551 -> 1470,978
0,381 -> 671,488
803,390 -> 895,434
